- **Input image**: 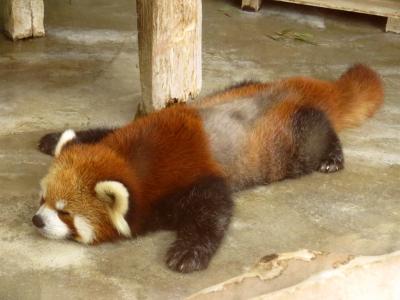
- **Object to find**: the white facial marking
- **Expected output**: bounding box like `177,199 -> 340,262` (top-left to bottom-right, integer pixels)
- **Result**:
55,200 -> 65,211
74,215 -> 95,244
55,129 -> 76,156
35,205 -> 70,240
95,181 -> 131,238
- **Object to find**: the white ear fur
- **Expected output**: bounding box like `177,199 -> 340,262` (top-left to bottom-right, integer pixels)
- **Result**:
54,129 -> 76,157
95,181 -> 132,238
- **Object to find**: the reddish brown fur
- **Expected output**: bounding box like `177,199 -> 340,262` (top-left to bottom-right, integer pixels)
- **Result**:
195,64 -> 383,188
226,99 -> 302,187
45,105 -> 223,239
37,64 -> 383,271
43,64 -> 383,237
197,64 -> 383,132
46,147 -> 131,242
101,105 -> 224,232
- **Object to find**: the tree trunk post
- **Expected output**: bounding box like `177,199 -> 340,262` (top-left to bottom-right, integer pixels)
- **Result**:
136,0 -> 202,112
4,0 -> 45,40
242,0 -> 263,12
386,17 -> 400,34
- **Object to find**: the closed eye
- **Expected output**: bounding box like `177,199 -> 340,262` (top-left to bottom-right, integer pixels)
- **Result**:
58,210 -> 70,216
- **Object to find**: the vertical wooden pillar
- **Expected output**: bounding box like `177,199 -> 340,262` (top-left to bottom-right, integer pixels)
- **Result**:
386,17 -> 400,34
241,0 -> 263,11
4,0 -> 45,40
136,0 -> 202,112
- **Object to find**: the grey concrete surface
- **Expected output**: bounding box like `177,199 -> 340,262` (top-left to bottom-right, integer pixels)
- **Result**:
0,0 -> 399,299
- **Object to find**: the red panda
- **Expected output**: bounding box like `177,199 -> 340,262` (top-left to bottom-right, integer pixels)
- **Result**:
33,64 -> 383,273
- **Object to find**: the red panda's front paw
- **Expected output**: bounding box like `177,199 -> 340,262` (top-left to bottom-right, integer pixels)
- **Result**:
166,243 -> 211,273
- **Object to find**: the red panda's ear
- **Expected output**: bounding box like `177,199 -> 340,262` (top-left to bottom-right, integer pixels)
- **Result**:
54,129 -> 76,157
95,181 -> 131,237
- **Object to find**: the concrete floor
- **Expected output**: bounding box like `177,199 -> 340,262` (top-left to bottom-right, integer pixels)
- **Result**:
0,0 -> 399,299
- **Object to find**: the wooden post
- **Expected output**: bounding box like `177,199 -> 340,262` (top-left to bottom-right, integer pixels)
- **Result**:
4,0 -> 45,40
242,0 -> 263,11
386,17 -> 400,33
136,0 -> 202,112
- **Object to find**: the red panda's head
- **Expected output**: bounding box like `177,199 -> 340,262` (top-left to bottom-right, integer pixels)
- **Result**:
32,130 -> 136,244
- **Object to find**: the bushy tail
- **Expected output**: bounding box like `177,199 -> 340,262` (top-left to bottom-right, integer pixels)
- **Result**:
334,64 -> 384,130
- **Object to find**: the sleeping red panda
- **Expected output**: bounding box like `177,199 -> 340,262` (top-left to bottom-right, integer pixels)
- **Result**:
33,64 -> 383,273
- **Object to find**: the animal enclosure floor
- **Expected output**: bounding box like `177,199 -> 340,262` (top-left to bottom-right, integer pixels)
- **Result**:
0,0 -> 399,299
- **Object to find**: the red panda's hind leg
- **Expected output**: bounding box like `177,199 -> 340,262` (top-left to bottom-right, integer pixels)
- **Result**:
287,107 -> 344,178
162,175 -> 233,273
318,132 -> 344,173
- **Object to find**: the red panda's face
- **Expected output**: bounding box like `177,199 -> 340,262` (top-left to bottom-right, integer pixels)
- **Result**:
32,144 -> 133,244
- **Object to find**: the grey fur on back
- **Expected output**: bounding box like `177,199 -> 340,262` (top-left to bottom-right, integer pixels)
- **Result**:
197,88 -> 288,172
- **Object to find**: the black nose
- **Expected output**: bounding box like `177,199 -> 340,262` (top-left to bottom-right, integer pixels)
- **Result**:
32,215 -> 45,228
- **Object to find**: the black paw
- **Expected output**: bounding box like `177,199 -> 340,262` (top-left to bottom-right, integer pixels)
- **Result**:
38,132 -> 62,156
319,154 -> 344,173
166,242 -> 211,273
